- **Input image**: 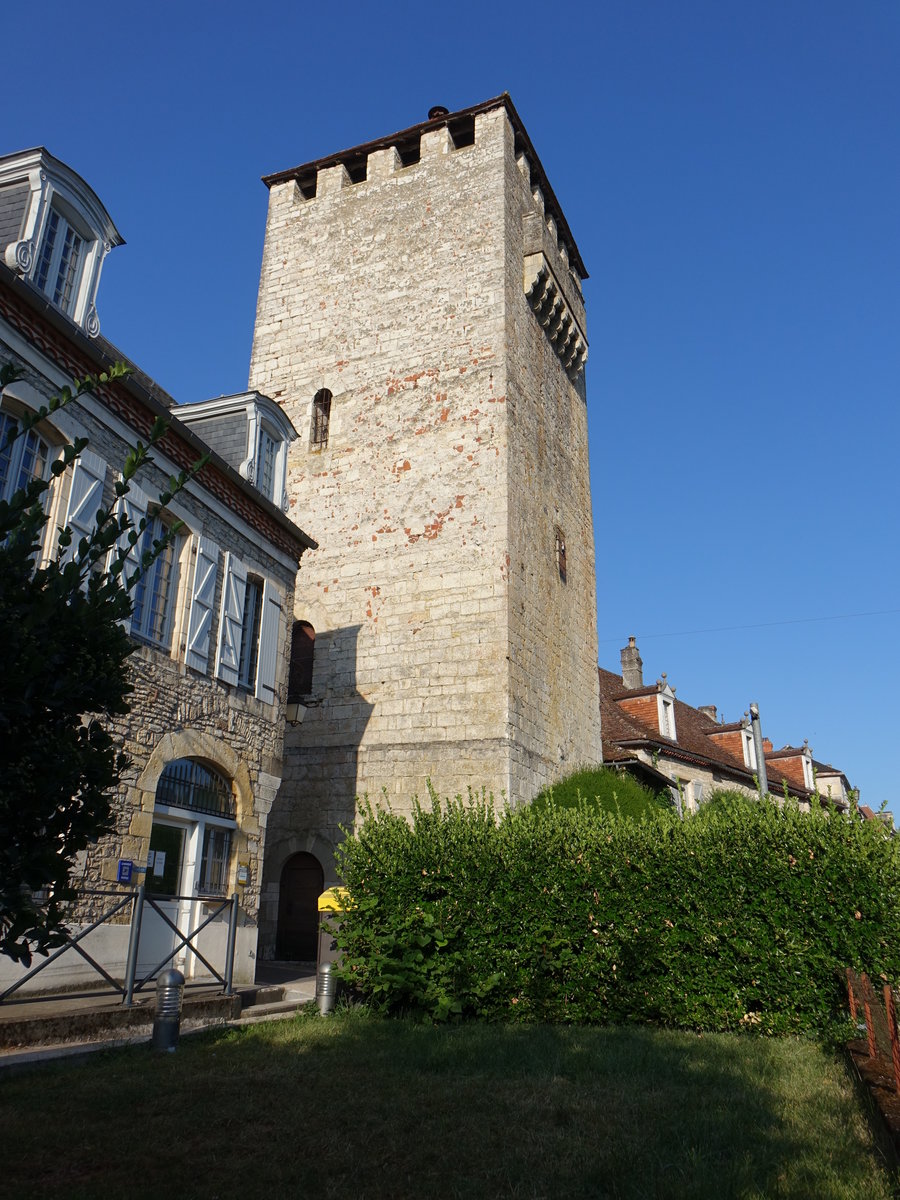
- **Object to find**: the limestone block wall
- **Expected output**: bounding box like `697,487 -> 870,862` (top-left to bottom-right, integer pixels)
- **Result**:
250,109 -> 512,841
250,101 -> 602,878
502,123 -> 602,801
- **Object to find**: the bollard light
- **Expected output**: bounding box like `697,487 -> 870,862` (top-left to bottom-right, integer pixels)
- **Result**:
152,968 -> 185,1052
316,961 -> 336,1016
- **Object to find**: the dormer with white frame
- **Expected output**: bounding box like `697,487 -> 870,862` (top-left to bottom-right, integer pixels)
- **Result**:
741,719 -> 758,772
0,148 -> 123,337
657,678 -> 677,741
175,390 -> 297,512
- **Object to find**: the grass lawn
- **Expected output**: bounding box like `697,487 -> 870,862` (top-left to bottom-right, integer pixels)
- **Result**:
1,1010 -> 894,1199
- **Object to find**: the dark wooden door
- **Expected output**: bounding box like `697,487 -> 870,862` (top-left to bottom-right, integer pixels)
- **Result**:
276,853 -> 324,960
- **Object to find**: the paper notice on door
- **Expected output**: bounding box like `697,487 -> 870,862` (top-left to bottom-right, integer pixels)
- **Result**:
147,850 -> 156,871
153,850 -> 166,877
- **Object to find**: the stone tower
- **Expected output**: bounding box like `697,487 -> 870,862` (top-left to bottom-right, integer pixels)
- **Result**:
249,95 -> 602,888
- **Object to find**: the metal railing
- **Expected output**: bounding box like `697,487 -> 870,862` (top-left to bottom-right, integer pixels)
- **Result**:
0,885 -> 239,1007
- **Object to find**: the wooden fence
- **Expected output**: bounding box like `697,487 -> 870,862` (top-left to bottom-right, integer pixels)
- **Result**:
847,968 -> 900,1092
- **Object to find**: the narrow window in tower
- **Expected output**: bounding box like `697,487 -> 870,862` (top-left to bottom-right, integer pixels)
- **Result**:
288,620 -> 315,699
310,389 -> 332,450
555,528 -> 567,583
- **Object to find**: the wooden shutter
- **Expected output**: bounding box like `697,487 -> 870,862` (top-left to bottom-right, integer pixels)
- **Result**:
255,579 -> 283,703
215,552 -> 247,686
61,449 -> 106,563
113,482 -> 150,585
186,535 -> 219,673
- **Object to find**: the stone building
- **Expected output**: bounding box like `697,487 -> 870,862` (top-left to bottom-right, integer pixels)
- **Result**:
0,148 -> 315,988
248,94 -> 604,927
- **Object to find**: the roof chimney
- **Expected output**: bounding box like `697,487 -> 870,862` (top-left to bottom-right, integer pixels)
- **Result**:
620,636 -> 643,689
698,705 -> 717,722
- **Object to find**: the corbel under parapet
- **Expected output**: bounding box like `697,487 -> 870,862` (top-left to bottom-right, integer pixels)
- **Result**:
524,253 -> 588,380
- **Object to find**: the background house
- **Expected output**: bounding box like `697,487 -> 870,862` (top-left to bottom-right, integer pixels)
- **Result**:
599,637 -> 852,814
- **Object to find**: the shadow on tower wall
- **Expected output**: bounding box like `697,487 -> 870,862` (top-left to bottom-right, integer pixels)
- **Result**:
258,624 -> 373,959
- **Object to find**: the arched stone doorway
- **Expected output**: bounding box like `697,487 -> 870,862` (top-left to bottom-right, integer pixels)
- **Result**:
276,852 -> 324,960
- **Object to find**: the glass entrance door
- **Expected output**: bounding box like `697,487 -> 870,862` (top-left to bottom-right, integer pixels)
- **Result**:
138,822 -> 186,977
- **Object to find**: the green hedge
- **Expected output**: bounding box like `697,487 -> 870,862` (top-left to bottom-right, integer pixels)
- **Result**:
530,765 -> 671,819
335,793 -> 900,1032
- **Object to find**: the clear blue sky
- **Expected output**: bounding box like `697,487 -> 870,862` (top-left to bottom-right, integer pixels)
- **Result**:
7,1 -> 899,809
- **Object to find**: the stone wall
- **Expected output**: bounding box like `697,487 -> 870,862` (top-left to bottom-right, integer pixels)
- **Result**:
249,101 -> 603,897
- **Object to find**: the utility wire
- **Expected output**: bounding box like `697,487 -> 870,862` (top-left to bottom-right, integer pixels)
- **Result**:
598,607 -> 900,644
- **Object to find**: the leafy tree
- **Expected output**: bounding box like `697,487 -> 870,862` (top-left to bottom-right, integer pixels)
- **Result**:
0,363 -> 201,965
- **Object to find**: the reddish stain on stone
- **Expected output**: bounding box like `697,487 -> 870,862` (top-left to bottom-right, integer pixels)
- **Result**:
440,409 -> 449,422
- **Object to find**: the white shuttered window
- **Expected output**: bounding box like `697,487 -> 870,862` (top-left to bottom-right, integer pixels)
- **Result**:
214,552 -> 282,704
62,449 -> 106,564
255,580 -> 283,703
215,552 -> 247,686
186,536 -> 219,673
113,482 -> 149,586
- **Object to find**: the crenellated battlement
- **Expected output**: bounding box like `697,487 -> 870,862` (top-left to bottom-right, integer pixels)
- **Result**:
262,94 -> 588,286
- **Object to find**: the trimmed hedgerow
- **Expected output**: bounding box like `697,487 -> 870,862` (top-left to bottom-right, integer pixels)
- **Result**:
530,765 -> 671,819
334,791 -> 900,1033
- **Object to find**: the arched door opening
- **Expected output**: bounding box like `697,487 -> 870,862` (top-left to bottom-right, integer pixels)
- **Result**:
276,852 -> 324,961
141,757 -> 237,977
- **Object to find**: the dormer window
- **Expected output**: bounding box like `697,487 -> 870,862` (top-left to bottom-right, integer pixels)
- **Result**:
742,726 -> 757,771
175,391 -> 298,512
0,147 -> 123,337
802,754 -> 815,791
657,693 -> 676,740
257,425 -> 279,501
34,209 -> 84,315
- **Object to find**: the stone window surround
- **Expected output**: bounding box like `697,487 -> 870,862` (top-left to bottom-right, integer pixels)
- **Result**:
135,731 -> 256,901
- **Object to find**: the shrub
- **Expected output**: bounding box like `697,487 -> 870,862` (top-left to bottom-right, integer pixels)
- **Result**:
335,791 -> 900,1034
531,765 -> 671,819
